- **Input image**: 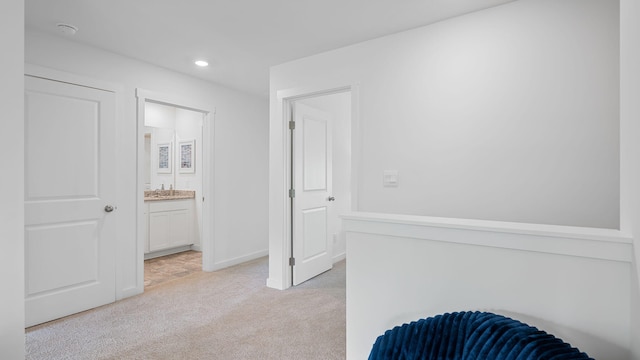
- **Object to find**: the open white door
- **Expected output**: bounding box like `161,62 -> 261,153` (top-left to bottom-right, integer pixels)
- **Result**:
292,103 -> 333,285
24,75 -> 116,327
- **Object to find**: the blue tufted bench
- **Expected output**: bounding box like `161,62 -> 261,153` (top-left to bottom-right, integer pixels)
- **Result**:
369,311 -> 593,360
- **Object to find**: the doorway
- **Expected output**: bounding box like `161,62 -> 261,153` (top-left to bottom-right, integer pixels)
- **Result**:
289,91 -> 352,286
136,89 -> 214,292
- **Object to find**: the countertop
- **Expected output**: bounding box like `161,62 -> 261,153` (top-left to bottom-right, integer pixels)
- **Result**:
144,189 -> 196,201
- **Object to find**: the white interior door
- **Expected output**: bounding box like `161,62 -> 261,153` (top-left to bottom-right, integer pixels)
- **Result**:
24,75 -> 116,327
292,102 -> 333,285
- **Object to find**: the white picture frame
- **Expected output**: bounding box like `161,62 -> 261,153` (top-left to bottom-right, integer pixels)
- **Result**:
157,142 -> 172,174
179,139 -> 195,173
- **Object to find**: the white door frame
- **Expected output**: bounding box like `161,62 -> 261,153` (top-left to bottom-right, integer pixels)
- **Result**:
135,89 -> 215,291
267,83 -> 360,290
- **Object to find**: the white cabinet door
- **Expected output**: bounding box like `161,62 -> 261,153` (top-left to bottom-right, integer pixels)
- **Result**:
292,103 -> 334,285
168,210 -> 190,248
149,212 -> 172,252
148,200 -> 193,252
24,75 -> 116,327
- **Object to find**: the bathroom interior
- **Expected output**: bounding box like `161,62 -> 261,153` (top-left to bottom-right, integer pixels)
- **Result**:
143,101 -> 204,286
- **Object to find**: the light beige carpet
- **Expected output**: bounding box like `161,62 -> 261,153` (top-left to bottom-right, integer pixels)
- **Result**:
26,257 -> 346,360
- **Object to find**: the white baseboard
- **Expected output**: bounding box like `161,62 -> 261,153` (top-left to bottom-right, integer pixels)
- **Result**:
266,277 -> 287,290
211,249 -> 268,271
144,245 -> 193,260
333,252 -> 346,263
118,285 -> 143,300
190,244 -> 202,252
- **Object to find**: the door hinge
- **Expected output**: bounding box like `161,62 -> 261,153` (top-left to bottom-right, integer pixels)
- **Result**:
289,257 -> 296,266
289,189 -> 295,198
289,120 -> 295,130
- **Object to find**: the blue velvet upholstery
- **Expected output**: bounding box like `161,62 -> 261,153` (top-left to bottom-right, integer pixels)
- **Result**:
368,311 -> 593,360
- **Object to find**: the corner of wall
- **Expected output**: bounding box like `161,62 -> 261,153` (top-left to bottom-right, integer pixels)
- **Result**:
621,0 -> 640,354
631,243 -> 640,360
0,0 -> 25,358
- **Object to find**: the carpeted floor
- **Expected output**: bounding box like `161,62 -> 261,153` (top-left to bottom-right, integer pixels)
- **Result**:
25,257 -> 346,360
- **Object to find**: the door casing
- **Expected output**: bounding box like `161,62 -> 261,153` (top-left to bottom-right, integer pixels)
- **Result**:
267,84 -> 360,290
135,89 -> 215,293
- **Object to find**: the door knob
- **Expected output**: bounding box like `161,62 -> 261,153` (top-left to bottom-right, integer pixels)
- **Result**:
104,205 -> 115,213
328,196 -> 336,202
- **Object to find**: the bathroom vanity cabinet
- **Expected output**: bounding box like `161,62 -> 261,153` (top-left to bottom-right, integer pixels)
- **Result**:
144,197 -> 195,257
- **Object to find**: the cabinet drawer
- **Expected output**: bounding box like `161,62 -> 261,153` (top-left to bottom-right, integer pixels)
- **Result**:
148,199 -> 192,212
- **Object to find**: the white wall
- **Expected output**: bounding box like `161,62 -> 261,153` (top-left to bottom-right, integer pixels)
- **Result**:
344,214 -> 632,359
175,108 -> 204,248
632,264 -> 640,360
298,92 -> 351,261
145,101 -> 176,129
26,29 -> 269,298
619,0 -> 640,357
0,1 -> 24,357
148,127 -> 175,189
271,0 -> 619,229
145,102 -> 176,190
175,108 -> 203,191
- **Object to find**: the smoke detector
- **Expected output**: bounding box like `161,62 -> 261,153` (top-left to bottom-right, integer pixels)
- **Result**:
56,23 -> 78,36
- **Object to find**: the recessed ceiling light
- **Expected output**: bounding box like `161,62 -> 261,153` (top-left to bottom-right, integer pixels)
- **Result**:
56,23 -> 78,36
194,60 -> 209,67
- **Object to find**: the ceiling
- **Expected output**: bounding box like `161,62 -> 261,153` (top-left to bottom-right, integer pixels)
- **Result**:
25,0 -> 515,97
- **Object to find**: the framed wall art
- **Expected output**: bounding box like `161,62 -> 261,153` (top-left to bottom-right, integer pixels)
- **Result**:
157,142 -> 172,174
179,139 -> 195,173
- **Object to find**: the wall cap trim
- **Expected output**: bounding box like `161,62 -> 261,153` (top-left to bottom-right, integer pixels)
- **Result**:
342,212 -> 632,262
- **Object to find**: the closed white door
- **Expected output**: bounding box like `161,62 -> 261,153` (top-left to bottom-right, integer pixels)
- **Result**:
292,103 -> 333,285
24,75 -> 116,327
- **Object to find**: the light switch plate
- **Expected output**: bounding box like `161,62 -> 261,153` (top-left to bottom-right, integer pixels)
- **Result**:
383,170 -> 399,187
